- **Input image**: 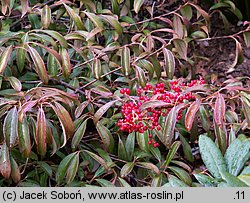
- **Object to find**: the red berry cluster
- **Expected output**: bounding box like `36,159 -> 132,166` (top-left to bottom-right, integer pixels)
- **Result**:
118,78 -> 205,147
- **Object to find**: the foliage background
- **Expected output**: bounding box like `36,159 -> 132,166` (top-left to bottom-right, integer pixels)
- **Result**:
0,0 -> 249,187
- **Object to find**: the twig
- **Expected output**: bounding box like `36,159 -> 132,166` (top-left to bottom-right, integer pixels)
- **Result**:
50,78 -> 86,95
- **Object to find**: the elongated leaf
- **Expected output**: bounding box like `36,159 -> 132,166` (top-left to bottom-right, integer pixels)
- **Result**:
96,179 -> 115,187
214,120 -> 227,155
173,14 -> 185,39
41,5 -> 51,29
93,100 -> 117,125
125,132 -> 135,162
221,171 -> 248,187
71,119 -> 88,151
64,4 -> 85,30
47,53 -> 59,76
102,15 -> 123,36
238,175 -> 250,186
243,31 -> 250,48
118,136 -> 127,161
137,162 -> 160,175
0,45 -> 13,74
164,141 -> 181,167
83,150 -> 109,170
120,162 -> 135,178
84,11 -> 104,29
92,58 -> 101,79
227,38 -> 244,73
198,134 -> 227,179
21,0 -> 29,18
168,166 -> 192,186
163,104 -> 184,146
180,5 -> 193,20
224,137 -> 250,176
59,47 -> 72,79
179,134 -> 194,162
28,46 -> 49,84
36,107 -> 47,156
50,102 -> 74,147
118,177 -> 131,187
136,131 -> 149,153
151,174 -> 162,187
34,30 -> 68,48
136,65 -> 146,88
3,106 -> 18,147
0,143 -> 11,179
10,155 -> 21,183
38,161 -> 52,176
18,115 -> 31,158
168,175 -> 189,187
134,0 -> 145,13
137,59 -> 154,79
214,93 -> 225,127
163,48 -> 175,79
194,174 -> 216,187
96,122 -> 114,152
199,105 -> 210,131
56,153 -> 76,184
7,77 -> 22,92
16,47 -> 26,73
173,39 -> 187,60
121,46 -> 131,77
185,100 -> 201,131
66,152 -> 79,184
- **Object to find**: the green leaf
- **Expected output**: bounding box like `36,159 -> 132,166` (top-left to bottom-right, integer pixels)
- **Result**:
180,5 -> 193,20
28,45 -> 49,84
7,76 -> 22,92
38,161 -> 52,176
83,150 -> 109,170
56,153 -> 76,185
163,48 -> 175,79
18,115 -> 31,158
96,179 -> 115,187
102,15 -> 123,36
10,155 -> 21,183
137,162 -> 160,175
164,141 -> 181,167
134,0 -> 145,13
125,132 -> 135,162
16,47 -> 26,73
118,177 -> 131,187
64,4 -> 85,30
34,30 -> 68,48
238,174 -> 250,186
168,166 -> 192,186
0,143 -> 11,179
173,39 -> 187,60
151,174 -> 162,187
243,31 -> 250,48
3,106 -> 18,147
198,134 -> 227,179
84,11 -> 104,29
168,175 -> 189,187
71,119 -> 89,151
0,45 -> 13,74
224,137 -> 250,176
221,171 -> 248,187
194,174 -> 217,187
96,122 -> 114,152
41,5 -> 51,29
136,131 -> 149,153
36,107 -> 47,156
120,162 -> 135,178
118,136 -> 127,161
199,105 -> 210,132
66,152 -> 79,184
121,46 -> 131,77
179,134 -> 194,162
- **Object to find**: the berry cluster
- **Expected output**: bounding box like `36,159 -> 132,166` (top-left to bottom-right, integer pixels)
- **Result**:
117,78 -> 205,147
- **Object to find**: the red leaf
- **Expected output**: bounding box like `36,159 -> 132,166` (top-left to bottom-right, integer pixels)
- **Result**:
185,100 -> 201,131
214,93 -> 226,127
